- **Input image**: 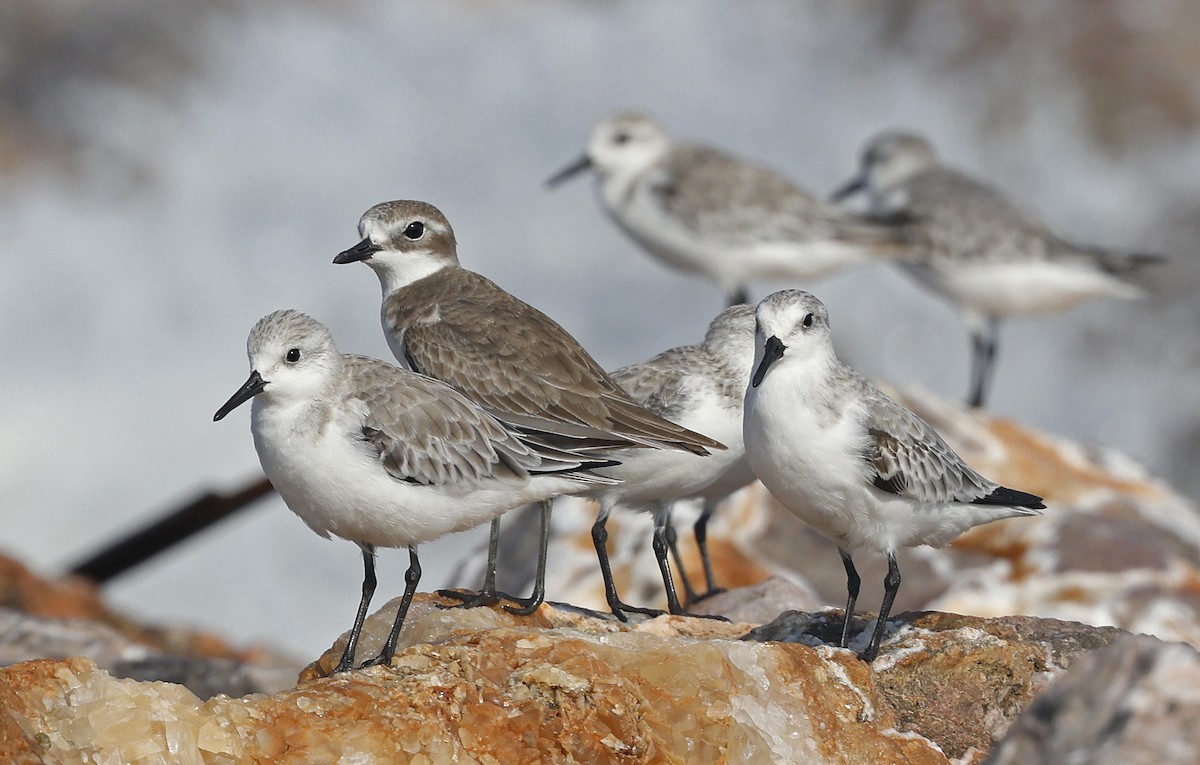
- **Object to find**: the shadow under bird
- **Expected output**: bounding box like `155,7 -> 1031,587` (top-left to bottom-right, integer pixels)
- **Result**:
333,199 -> 723,616
832,130 -> 1166,408
213,310 -> 619,671
743,289 -> 1045,662
548,111 -> 920,306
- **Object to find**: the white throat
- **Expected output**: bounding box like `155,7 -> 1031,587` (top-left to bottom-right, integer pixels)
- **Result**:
370,251 -> 452,296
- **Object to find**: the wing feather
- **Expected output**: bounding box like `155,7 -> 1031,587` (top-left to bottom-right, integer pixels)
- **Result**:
385,269 -> 722,455
342,356 -> 617,487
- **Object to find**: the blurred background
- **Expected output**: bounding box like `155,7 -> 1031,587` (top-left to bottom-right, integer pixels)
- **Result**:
2,0 -> 1198,658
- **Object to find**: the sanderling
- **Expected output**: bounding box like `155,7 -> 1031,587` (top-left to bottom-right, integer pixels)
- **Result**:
547,112 -> 919,306
593,303 -> 758,618
213,310 -> 618,671
742,290 -> 1044,661
833,130 -> 1165,408
334,200 -> 723,614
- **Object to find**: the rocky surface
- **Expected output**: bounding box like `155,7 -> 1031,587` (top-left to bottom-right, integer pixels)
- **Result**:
987,634 -> 1200,765
0,594 -> 1127,765
0,555 -> 299,700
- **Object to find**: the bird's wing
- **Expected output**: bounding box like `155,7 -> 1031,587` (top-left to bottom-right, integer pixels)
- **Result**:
857,377 -> 1044,509
344,355 -> 615,486
385,269 -> 722,455
856,375 -> 996,504
652,144 -> 913,249
609,346 -> 703,422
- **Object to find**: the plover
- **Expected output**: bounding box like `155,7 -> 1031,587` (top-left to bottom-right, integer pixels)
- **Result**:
833,130 -> 1165,408
334,200 -> 723,614
213,310 -> 618,671
593,303 -> 758,618
548,112 -> 919,306
742,290 -> 1044,661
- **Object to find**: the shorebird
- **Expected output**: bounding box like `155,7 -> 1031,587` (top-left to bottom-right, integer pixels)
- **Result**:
214,310 -> 618,671
334,200 -> 722,615
832,130 -> 1165,408
593,303 -> 758,618
548,111 -> 919,306
742,289 -> 1044,661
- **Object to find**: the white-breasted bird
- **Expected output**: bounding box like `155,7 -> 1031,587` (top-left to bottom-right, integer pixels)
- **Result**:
742,290 -> 1044,661
214,310 -> 619,671
549,112 -> 920,306
833,130 -> 1165,408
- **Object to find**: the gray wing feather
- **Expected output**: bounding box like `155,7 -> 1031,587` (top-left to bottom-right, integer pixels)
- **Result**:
905,170 -> 1117,267
853,373 -> 996,504
343,356 -> 616,487
654,144 -> 913,249
609,346 -> 703,421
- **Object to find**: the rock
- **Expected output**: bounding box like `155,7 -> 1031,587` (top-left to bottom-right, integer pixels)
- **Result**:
0,594 -> 1131,765
0,555 -> 301,698
688,575 -> 823,623
986,634 -> 1200,765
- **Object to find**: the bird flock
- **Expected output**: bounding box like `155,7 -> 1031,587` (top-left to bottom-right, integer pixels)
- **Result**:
215,112 -> 1162,668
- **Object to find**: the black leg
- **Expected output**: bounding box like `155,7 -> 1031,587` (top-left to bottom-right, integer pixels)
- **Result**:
653,507 -> 686,615
655,508 -> 726,621
437,518 -> 503,608
840,549 -> 859,652
861,552 -> 900,663
693,498 -> 725,600
361,545 -> 421,669
505,499 -> 552,615
838,548 -> 860,650
728,286 -> 750,307
967,316 -> 999,409
335,545 -> 377,673
592,503 -> 662,621
664,505 -> 701,605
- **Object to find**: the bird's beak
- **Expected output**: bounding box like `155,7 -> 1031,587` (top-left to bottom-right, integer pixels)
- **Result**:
214,370 -> 267,421
751,336 -> 785,388
333,238 -> 382,264
546,154 -> 593,188
830,174 -> 867,202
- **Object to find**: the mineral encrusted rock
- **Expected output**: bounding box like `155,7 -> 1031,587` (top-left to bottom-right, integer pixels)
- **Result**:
1,594 -> 1128,765
986,634 -> 1200,765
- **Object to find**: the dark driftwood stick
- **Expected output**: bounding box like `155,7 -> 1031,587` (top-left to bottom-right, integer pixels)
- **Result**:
69,476 -> 275,584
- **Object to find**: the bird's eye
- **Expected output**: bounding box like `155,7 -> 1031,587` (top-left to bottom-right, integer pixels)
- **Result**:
802,313 -> 814,328
613,131 -> 631,145
286,348 -> 301,363
403,221 -> 425,240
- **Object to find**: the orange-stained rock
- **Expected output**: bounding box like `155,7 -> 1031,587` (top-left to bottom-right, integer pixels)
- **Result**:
0,594 -> 1130,765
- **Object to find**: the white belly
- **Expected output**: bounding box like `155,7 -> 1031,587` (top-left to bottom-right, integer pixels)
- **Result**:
594,389 -> 746,509
252,403 -> 576,550
744,370 -> 1032,553
605,182 -> 869,294
902,259 -> 1139,318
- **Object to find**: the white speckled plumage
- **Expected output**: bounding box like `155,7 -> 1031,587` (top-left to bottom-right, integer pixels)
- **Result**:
742,289 -> 1043,660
